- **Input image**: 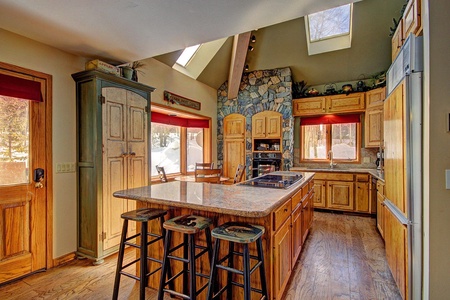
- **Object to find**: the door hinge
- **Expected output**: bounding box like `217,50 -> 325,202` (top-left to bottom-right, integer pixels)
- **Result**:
100,232 -> 106,241
99,95 -> 106,104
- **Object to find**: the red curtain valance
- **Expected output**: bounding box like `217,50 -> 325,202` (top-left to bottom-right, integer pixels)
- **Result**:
0,73 -> 42,102
300,114 -> 361,126
152,112 -> 209,128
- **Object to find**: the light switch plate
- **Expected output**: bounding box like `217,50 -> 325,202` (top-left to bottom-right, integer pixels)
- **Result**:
446,170 -> 450,189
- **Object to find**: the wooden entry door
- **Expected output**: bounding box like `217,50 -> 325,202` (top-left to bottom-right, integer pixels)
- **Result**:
0,66 -> 50,284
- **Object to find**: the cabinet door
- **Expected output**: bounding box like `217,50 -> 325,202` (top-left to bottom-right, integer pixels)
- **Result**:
365,107 -> 384,148
403,0 -> 421,38
273,217 -> 292,300
224,113 -> 245,139
365,87 -> 386,108
301,198 -> 311,244
384,208 -> 408,299
392,19 -> 404,61
327,181 -> 354,210
291,205 -> 302,264
313,180 -> 326,208
292,97 -> 327,116
266,114 -> 282,138
223,139 -> 245,178
252,115 -> 266,138
355,182 -> 370,213
327,93 -> 365,113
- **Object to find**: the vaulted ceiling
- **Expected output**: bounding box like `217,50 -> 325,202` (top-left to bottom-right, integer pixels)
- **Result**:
0,0 -> 403,90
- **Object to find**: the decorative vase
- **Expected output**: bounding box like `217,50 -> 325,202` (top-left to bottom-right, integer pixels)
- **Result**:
121,66 -> 133,80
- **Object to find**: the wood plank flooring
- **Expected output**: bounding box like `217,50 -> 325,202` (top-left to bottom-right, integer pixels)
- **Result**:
0,211 -> 401,300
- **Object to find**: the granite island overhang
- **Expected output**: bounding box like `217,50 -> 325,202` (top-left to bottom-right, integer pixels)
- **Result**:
113,171 -> 315,300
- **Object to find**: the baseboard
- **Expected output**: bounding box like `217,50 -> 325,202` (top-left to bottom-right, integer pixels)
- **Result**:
53,252 -> 77,267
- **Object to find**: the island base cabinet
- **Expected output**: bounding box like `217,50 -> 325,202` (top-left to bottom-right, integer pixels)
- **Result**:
273,216 -> 292,300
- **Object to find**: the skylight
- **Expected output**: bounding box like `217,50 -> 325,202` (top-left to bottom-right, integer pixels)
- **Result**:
176,44 -> 200,67
305,3 -> 353,55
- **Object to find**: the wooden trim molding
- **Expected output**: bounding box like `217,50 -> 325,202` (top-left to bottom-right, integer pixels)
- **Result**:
53,252 -> 77,267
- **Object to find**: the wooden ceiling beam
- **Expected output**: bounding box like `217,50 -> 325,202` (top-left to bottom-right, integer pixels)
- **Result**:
227,31 -> 251,100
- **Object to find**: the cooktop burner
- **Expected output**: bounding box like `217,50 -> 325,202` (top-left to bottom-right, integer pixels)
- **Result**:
239,173 -> 303,189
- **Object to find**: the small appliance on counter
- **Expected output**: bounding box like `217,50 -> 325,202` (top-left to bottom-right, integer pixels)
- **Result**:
375,150 -> 384,170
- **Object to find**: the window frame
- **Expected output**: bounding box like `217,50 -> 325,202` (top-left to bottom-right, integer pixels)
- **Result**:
300,122 -> 361,164
150,103 -> 211,182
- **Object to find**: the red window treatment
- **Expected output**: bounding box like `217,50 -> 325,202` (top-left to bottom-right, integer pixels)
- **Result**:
300,114 -> 361,125
151,111 -> 209,128
0,73 -> 42,102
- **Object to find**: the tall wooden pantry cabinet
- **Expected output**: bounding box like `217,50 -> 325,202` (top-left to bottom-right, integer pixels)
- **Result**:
72,70 -> 154,263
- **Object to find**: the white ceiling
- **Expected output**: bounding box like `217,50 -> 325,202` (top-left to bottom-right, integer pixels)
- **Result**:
0,0 -> 354,64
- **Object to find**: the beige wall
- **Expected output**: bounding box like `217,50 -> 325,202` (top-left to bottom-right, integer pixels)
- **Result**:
423,0 -> 450,297
0,29 -> 217,259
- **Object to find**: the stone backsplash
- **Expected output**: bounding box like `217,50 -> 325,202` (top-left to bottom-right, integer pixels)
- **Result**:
217,67 -> 294,179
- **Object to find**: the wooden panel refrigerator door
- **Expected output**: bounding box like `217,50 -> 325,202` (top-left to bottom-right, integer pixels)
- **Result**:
223,139 -> 245,178
384,82 -> 406,215
0,93 -> 47,283
102,87 -> 127,252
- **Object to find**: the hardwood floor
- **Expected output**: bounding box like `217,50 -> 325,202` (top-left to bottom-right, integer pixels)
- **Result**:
0,211 -> 401,300
284,211 -> 402,300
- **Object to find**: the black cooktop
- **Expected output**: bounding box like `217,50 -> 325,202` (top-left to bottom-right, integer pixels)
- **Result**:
239,173 -> 303,189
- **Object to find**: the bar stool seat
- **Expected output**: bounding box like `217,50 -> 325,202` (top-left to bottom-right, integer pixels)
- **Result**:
158,215 -> 213,300
112,208 -> 168,300
206,222 -> 269,300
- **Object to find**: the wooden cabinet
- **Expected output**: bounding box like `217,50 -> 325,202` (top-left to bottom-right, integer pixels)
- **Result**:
223,114 -> 246,178
392,19 -> 404,61
252,111 -> 282,138
365,87 -> 386,148
273,177 -> 314,300
292,97 -> 326,116
403,0 -> 421,39
273,215 -> 292,300
313,179 -> 326,208
327,92 -> 365,113
293,93 -> 365,116
72,70 -> 154,263
355,174 -> 370,213
376,180 -> 385,238
327,180 -> 354,211
384,208 -> 408,299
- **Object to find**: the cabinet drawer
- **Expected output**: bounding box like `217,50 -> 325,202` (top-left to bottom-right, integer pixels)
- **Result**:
273,199 -> 292,231
314,172 -> 354,181
356,174 -> 369,182
291,189 -> 302,210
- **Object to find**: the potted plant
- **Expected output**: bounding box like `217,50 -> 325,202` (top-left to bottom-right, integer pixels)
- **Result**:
120,61 -> 145,81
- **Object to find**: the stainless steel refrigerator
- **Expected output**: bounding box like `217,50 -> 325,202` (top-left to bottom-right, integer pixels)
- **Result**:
384,33 -> 423,300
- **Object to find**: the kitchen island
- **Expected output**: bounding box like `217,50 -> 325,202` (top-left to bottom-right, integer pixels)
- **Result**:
113,171 -> 315,300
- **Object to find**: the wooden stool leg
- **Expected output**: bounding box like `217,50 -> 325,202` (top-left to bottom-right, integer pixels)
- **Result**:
189,234 -> 197,300
257,237 -> 269,299
158,230 -> 172,300
206,238 -> 220,300
112,219 -> 128,300
226,241 -> 234,300
140,221 -> 148,300
243,244 -> 251,300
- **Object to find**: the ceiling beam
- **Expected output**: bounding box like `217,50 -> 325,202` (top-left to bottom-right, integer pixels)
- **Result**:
227,31 -> 251,100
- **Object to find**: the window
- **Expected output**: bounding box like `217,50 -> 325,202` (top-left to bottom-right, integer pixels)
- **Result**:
150,104 -> 211,178
305,4 -> 353,55
301,122 -> 360,162
176,44 -> 200,67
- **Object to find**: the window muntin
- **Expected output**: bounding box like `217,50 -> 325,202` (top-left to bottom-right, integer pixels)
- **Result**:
307,4 -> 351,42
176,44 -> 200,67
301,122 -> 359,162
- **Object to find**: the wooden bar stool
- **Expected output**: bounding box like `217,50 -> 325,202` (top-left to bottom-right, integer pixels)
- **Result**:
112,208 -> 168,300
158,215 -> 213,300
206,222 -> 268,300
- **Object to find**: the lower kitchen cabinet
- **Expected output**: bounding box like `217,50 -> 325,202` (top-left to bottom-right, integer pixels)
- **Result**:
327,180 -> 354,210
313,179 -> 326,208
355,174 -> 370,213
376,180 -> 386,238
273,215 -> 292,300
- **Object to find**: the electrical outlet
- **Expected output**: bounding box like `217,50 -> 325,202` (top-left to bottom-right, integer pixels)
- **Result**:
56,162 -> 76,173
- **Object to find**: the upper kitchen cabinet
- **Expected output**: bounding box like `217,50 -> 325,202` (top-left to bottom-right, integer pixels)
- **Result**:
224,113 -> 245,139
72,70 -> 154,263
365,87 -> 386,148
252,111 -> 282,139
223,114 -> 246,179
403,0 -> 422,38
392,19 -> 404,61
293,92 -> 365,116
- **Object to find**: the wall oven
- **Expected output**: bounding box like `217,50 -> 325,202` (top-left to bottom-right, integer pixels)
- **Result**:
252,152 -> 282,178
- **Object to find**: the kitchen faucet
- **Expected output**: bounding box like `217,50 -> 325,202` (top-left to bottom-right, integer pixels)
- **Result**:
328,150 -> 337,169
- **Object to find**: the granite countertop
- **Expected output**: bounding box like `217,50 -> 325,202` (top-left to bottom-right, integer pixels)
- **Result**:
113,171 -> 314,218
290,167 -> 384,181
